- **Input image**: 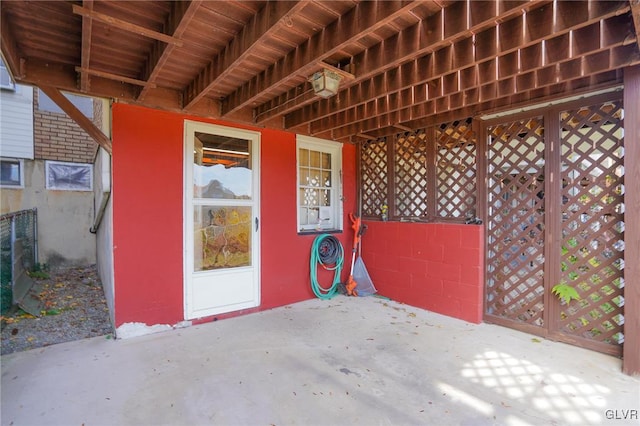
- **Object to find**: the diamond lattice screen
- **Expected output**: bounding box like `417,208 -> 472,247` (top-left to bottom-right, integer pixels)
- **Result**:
485,117 -> 546,326
436,118 -> 477,218
361,138 -> 388,217
559,101 -> 625,346
394,131 -> 428,217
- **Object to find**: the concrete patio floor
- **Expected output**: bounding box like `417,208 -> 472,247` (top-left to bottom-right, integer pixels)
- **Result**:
1,296 -> 639,426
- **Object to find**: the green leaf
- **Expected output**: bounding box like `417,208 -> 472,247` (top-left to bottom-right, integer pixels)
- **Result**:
552,284 -> 581,304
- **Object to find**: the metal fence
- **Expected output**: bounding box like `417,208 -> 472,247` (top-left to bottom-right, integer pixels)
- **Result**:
1,208 -> 38,314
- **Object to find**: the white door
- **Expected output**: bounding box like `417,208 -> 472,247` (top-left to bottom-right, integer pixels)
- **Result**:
184,121 -> 260,319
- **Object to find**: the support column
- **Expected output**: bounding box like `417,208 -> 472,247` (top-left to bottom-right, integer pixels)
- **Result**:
623,65 -> 640,376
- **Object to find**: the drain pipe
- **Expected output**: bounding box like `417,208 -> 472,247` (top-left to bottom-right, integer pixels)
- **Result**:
90,191 -> 110,234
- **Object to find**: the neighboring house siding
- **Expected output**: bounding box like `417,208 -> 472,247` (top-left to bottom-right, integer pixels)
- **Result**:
34,89 -> 100,163
0,85 -> 34,159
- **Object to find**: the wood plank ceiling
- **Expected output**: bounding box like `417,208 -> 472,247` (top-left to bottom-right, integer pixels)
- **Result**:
1,0 -> 639,144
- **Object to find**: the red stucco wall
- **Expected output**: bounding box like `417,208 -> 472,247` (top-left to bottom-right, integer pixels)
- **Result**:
362,221 -> 484,323
111,104 -> 356,327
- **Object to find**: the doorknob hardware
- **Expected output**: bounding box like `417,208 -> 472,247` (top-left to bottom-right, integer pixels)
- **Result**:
255,217 -> 259,231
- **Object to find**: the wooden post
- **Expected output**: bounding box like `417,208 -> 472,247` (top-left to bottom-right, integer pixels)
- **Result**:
623,65 -> 640,376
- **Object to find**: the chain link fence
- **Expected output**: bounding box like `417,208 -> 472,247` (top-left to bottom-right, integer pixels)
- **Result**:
1,209 -> 38,314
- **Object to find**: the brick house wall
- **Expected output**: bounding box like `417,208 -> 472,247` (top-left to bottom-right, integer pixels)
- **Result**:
33,89 -> 101,163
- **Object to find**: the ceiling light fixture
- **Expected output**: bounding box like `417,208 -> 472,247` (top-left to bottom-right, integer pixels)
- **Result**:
310,69 -> 342,98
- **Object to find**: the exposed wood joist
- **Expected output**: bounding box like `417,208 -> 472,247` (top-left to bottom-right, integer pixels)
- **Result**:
2,0 -> 639,144
183,1 -> 307,110
79,0 -> 94,92
289,2 -> 633,136
330,69 -> 625,141
72,5 -> 184,47
38,85 -> 112,154
315,27 -> 638,138
222,0 -> 425,117
260,0 -> 550,125
75,67 -> 157,88
138,0 -> 202,101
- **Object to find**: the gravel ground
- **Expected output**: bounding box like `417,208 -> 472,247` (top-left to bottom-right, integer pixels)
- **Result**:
0,265 -> 113,355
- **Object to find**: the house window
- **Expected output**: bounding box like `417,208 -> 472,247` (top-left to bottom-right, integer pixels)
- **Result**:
0,60 -> 15,91
45,161 -> 93,191
0,159 -> 23,187
297,136 -> 343,232
38,89 -> 94,119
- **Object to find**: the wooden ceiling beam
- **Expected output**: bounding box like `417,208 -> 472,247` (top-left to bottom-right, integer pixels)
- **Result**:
288,1 -> 632,131
72,5 -> 184,47
75,67 -> 156,88
328,59 -> 628,138
79,0 -> 94,92
317,39 -> 636,137
38,85 -> 112,154
183,1 -> 306,110
259,0 -> 548,125
222,0 -> 423,117
138,0 -> 202,102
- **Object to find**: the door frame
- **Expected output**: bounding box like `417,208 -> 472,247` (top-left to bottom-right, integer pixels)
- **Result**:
183,120 -> 261,320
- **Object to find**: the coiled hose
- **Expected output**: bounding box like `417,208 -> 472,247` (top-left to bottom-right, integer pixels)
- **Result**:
310,234 -> 344,299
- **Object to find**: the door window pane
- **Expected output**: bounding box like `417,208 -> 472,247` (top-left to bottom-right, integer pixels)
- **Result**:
193,205 -> 252,271
194,132 -> 252,199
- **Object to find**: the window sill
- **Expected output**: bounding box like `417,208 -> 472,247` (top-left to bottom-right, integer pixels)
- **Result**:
298,229 -> 343,236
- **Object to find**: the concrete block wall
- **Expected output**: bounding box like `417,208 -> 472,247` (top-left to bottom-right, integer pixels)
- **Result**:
33,90 -> 101,163
361,221 -> 484,323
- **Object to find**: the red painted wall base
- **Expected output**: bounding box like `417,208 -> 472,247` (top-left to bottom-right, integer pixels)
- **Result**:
362,221 -> 484,324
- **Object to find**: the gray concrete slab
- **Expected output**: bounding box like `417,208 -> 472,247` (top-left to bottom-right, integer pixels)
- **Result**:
2,297 -> 639,426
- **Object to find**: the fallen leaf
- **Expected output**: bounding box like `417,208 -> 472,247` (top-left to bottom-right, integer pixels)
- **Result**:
531,338 -> 541,343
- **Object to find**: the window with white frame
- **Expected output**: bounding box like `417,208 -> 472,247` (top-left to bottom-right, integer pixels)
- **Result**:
45,161 -> 93,191
0,159 -> 24,187
297,135 -> 343,232
0,60 -> 15,91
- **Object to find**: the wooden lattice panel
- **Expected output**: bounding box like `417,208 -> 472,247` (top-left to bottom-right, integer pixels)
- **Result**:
485,117 -> 546,326
361,138 -> 388,217
436,118 -> 477,218
394,130 -> 428,217
559,101 -> 625,346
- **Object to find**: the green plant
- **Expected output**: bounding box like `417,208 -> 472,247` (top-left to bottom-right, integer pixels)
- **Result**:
28,263 -> 50,280
552,283 -> 581,304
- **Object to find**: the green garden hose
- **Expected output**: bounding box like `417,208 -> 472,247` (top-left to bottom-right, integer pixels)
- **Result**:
310,234 -> 344,299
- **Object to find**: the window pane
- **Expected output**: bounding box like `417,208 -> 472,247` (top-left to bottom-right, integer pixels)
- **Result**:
46,162 -> 92,190
321,152 -> 331,169
299,148 -> 309,166
299,168 -> 310,185
309,171 -> 320,187
194,132 -> 252,199
193,205 -> 251,271
38,89 -> 93,118
322,171 -> 331,187
0,161 -> 20,186
310,150 -> 320,168
321,189 -> 331,206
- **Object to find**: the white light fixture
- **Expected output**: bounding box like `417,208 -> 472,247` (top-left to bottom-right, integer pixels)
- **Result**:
310,69 -> 342,98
